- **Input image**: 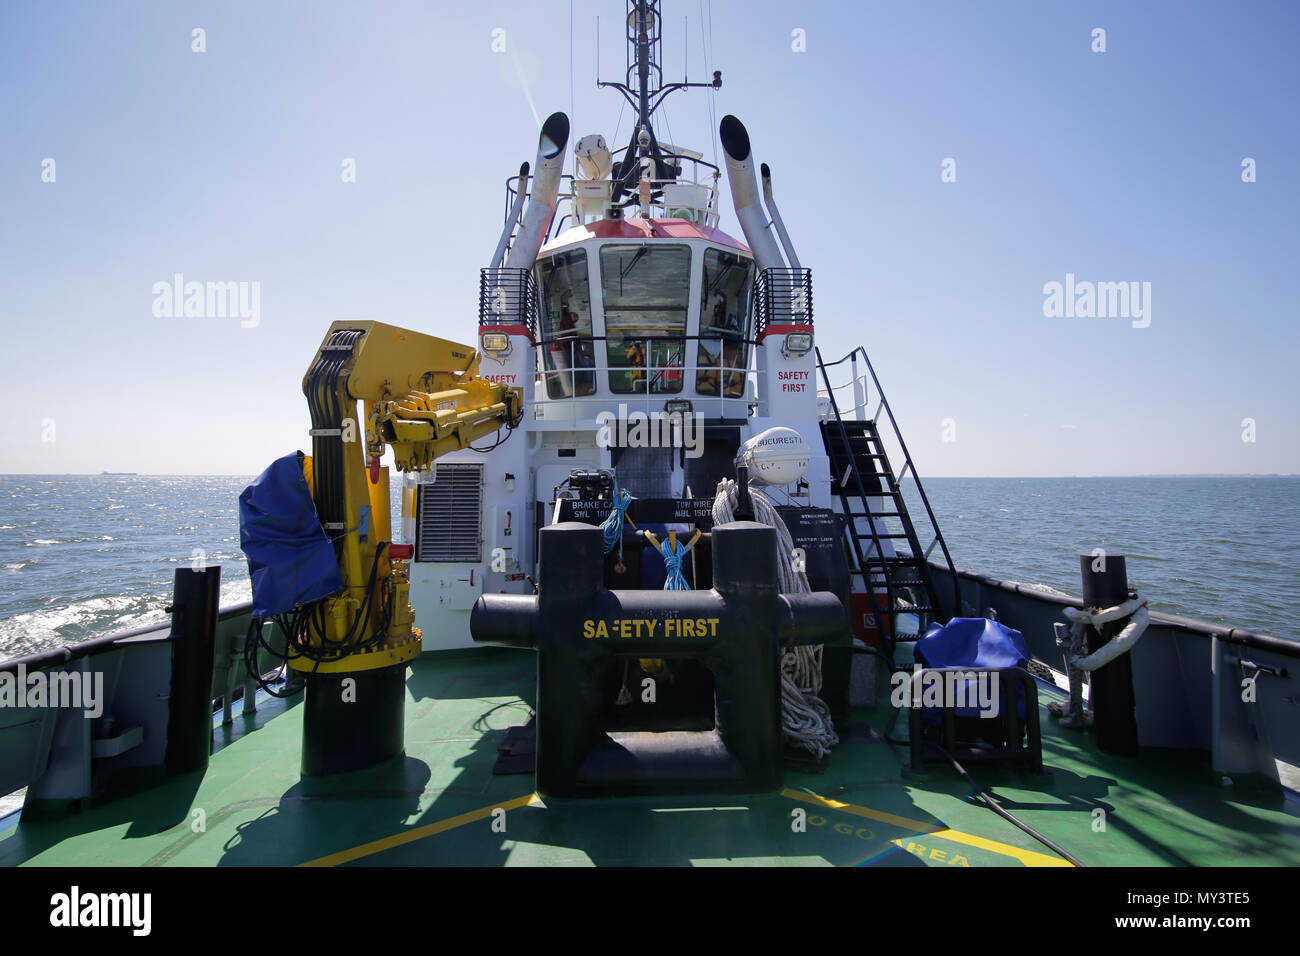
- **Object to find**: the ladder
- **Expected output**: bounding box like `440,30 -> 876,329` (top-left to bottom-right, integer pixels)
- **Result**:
816,346 -> 961,653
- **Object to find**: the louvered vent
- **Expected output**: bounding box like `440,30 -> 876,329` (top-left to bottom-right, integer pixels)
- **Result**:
415,463 -> 483,562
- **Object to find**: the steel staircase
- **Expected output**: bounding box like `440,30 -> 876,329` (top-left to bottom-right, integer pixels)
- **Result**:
816,346 -> 961,653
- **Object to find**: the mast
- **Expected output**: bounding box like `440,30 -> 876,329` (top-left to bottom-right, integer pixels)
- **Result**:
598,0 -> 721,214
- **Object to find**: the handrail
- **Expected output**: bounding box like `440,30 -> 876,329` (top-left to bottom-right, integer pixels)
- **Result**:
817,351 -> 862,370
536,332 -> 760,347
855,344 -> 960,615
505,164 -> 722,236
532,337 -> 757,421
0,599 -> 258,675
534,338 -> 754,384
817,345 -> 962,620
929,560 -> 1299,658
0,626 -> 171,675
815,348 -> 905,645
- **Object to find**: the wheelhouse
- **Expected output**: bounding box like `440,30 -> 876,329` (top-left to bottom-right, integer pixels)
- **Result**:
532,218 -> 756,418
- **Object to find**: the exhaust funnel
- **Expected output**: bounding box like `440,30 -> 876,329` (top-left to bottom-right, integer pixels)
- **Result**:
505,112 -> 571,271
719,115 -> 786,272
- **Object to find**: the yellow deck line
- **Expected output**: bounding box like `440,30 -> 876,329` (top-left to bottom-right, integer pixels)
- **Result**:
781,788 -> 1074,867
299,793 -> 542,867
300,788 -> 1072,868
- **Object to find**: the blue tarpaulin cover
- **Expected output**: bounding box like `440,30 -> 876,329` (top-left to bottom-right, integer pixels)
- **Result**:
239,452 -> 342,620
914,617 -> 1029,721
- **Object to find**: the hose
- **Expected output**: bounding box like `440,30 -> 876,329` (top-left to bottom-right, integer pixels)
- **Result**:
932,742 -> 1086,868
244,543 -> 394,693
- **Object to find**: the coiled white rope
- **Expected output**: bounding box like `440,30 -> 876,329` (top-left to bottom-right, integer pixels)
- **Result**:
713,478 -> 839,758
1061,596 -> 1150,672
1050,595 -> 1150,729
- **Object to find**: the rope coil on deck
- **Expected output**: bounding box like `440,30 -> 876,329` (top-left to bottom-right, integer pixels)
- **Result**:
712,478 -> 839,759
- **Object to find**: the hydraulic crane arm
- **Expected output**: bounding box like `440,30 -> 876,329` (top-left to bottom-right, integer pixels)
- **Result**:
294,320 -> 524,674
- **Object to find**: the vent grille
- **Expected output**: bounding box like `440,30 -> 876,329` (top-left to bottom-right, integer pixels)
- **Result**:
610,446 -> 674,498
415,463 -> 483,562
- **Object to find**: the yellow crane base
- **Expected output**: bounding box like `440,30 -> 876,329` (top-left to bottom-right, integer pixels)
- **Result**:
287,630 -> 423,675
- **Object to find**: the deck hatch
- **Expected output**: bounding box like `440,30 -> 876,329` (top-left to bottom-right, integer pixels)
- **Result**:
415,463 -> 484,562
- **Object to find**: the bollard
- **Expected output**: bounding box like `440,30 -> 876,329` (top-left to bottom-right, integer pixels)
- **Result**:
1080,554 -> 1139,756
472,520 -> 846,796
165,565 -> 221,773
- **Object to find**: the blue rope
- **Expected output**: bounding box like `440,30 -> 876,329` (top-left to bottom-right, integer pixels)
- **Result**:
601,490 -> 633,553
661,538 -> 690,590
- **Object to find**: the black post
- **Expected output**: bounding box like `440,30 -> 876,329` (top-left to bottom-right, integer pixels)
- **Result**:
710,521 -> 783,789
735,464 -> 755,520
302,666 -> 406,776
165,565 -> 221,773
1079,554 -> 1139,756
534,522 -> 607,796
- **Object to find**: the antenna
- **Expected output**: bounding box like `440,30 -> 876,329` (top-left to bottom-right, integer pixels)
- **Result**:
569,0 -> 575,142
596,0 -> 721,209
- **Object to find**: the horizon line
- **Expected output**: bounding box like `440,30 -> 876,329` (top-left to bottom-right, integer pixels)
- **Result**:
1,472 -> 1297,480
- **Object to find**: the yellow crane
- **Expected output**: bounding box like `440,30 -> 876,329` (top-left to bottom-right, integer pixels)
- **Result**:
295,319 -> 523,677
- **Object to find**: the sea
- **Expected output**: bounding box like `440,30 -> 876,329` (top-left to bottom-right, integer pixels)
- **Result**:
0,474 -> 1296,660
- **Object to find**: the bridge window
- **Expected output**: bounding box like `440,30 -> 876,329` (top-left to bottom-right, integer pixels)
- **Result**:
696,248 -> 752,398
539,249 -> 596,399
601,243 -> 689,394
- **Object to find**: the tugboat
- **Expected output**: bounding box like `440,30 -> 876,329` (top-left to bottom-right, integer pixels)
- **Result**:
1,1 -> 1297,871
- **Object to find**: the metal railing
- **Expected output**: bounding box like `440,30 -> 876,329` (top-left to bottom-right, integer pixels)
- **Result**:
479,268 -> 539,339
754,268 -> 813,338
531,337 -> 756,423
817,346 -> 961,620
609,172 -> 720,228
502,159 -> 722,238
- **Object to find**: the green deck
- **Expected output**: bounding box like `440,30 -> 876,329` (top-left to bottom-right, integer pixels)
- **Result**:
3,647 -> 1298,867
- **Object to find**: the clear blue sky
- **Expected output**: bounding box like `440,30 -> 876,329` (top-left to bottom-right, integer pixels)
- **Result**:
1,0 -> 1296,477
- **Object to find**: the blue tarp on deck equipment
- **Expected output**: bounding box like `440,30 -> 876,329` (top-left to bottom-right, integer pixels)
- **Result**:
914,617 -> 1029,720
239,452 -> 342,620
